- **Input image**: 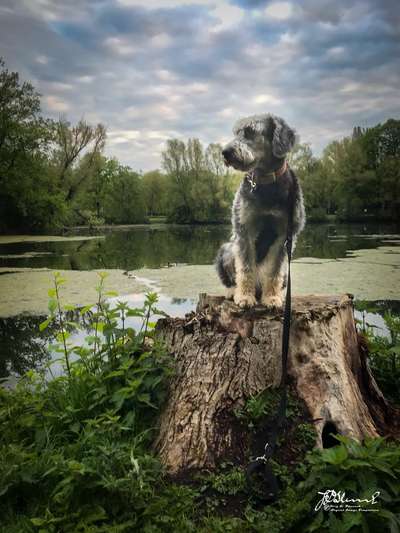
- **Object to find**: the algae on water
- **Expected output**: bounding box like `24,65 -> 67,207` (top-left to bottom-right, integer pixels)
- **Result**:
0,246 -> 399,317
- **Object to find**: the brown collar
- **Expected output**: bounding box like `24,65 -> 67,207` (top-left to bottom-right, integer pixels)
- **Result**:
246,160 -> 288,190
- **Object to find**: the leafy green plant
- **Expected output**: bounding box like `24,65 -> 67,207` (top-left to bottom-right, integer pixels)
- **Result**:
297,435 -> 400,532
355,302 -> 400,405
197,466 -> 247,497
234,388 -> 303,433
0,273 -> 177,532
366,311 -> 400,405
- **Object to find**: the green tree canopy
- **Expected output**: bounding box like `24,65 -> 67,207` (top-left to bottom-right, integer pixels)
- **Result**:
102,159 -> 147,224
161,138 -> 234,223
0,58 -> 59,230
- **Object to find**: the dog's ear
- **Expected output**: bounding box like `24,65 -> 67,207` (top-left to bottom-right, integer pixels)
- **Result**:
270,116 -> 297,158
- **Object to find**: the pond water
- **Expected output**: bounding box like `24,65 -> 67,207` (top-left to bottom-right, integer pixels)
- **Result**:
1,222 -> 399,270
1,221 -> 400,380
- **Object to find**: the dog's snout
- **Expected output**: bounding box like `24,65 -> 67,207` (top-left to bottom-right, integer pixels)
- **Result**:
222,147 -> 234,163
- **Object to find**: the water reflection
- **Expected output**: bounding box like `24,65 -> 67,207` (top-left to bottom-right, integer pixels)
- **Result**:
0,315 -> 53,378
0,294 -> 196,380
1,222 -> 399,271
2,296 -> 400,381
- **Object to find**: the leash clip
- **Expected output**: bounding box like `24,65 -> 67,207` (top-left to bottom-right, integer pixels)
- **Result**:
255,442 -> 271,464
247,173 -> 257,192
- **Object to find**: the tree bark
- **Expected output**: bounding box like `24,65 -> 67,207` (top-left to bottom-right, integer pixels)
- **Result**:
154,294 -> 399,474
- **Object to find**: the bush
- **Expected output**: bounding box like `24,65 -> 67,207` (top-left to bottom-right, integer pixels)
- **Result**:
355,302 -> 400,405
306,207 -> 329,223
0,274 -> 177,531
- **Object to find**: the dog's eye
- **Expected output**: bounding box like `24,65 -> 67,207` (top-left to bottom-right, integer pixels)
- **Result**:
243,127 -> 255,140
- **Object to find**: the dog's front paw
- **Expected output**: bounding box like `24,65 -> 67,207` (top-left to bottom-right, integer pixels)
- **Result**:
234,292 -> 257,308
261,295 -> 283,309
226,287 -> 235,300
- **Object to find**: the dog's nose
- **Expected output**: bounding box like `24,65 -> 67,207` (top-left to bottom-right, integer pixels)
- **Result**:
222,148 -> 234,164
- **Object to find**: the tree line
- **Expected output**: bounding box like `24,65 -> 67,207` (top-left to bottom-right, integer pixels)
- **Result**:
1,58 -> 399,232
290,121 -> 400,222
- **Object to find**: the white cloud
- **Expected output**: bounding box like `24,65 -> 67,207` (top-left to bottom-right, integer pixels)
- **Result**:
245,43 -> 269,58
253,94 -> 281,105
108,129 -> 141,142
104,36 -> 137,56
47,82 -> 73,91
155,69 -> 177,82
117,0 -> 216,7
264,2 -> 294,21
45,95 -> 70,112
327,46 -> 345,58
150,32 -> 172,48
210,3 -> 243,31
279,32 -> 298,45
35,54 -> 48,64
146,130 -> 171,139
217,108 -> 235,118
77,75 -> 94,84
183,82 -> 209,94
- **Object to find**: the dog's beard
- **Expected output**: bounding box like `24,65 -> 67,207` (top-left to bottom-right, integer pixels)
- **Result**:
224,143 -> 256,171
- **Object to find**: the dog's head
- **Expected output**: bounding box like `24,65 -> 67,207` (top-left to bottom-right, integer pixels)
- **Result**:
222,114 -> 297,172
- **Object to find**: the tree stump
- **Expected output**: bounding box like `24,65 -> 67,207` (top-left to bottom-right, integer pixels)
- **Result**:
154,294 -> 398,474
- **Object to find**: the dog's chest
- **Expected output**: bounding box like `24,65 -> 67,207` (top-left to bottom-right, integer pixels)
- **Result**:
237,182 -> 287,225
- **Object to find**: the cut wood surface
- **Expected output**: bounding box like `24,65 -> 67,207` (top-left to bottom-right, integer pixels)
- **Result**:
154,294 -> 399,474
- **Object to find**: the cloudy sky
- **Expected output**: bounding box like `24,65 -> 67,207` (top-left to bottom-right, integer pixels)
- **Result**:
1,0 -> 399,170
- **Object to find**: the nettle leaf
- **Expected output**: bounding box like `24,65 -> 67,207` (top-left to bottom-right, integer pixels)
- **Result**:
95,322 -> 105,333
76,505 -> 107,526
112,388 -> 130,409
35,428 -> 47,447
378,509 -> 400,530
385,478 -> 400,496
308,511 -> 324,533
127,309 -> 144,317
39,318 -> 52,332
56,331 -> 70,343
48,299 -> 57,313
70,422 -> 81,434
105,291 -> 119,297
152,307 -> 169,317
66,321 -> 79,329
373,462 -> 398,478
30,518 -> 46,527
104,370 -> 124,379
328,513 -> 343,533
138,393 -> 157,409
85,335 -> 98,346
342,512 -> 362,531
343,459 -> 373,469
322,445 -> 348,465
126,327 -> 136,338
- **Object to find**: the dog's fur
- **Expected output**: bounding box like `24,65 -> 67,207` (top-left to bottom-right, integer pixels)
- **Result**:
216,113 -> 305,308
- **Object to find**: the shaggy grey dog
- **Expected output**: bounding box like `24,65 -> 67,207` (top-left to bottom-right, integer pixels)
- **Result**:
216,113 -> 305,308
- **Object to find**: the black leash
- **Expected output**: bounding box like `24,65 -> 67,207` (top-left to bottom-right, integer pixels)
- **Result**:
245,172 -> 294,502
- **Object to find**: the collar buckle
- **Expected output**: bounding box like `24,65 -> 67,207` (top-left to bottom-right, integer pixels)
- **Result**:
246,161 -> 287,192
